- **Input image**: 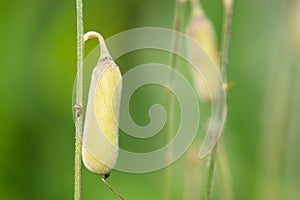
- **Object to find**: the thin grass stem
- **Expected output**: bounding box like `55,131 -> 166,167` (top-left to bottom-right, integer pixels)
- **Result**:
164,0 -> 185,199
204,0 -> 234,199
74,0 -> 84,199
204,147 -> 217,200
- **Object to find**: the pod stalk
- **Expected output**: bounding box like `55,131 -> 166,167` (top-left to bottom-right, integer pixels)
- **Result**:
101,177 -> 125,200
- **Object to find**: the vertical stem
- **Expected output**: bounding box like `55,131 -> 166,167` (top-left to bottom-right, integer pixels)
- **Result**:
204,0 -> 234,199
220,0 -> 234,83
164,0 -> 185,199
204,148 -> 217,200
74,0 -> 84,199
169,0 -> 184,75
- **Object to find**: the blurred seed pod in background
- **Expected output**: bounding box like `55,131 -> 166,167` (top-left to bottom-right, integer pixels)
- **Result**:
222,0 -> 233,11
288,0 -> 300,54
187,0 -> 220,103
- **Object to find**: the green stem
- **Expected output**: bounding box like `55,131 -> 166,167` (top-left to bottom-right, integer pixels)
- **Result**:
169,0 -> 184,76
204,148 -> 217,200
74,0 -> 84,199
164,0 -> 185,199
204,1 -> 234,199
220,0 -> 234,83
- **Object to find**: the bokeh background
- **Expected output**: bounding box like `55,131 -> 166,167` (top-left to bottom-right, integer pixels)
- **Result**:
0,0 -> 299,199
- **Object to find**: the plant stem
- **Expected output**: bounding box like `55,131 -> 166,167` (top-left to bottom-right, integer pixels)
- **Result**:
220,0 -> 234,83
164,0 -> 185,199
204,1 -> 234,199
74,0 -> 84,199
204,148 -> 217,200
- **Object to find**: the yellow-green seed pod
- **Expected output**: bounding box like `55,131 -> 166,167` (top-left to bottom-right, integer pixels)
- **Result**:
187,0 -> 220,102
288,0 -> 300,53
82,32 -> 122,176
222,0 -> 233,11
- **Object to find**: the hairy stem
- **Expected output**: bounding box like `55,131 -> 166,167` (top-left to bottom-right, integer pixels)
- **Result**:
204,0 -> 234,199
74,0 -> 84,199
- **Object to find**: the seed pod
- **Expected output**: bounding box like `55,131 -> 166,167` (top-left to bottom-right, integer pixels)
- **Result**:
187,0 -> 220,102
222,0 -> 233,11
288,0 -> 300,53
82,32 -> 122,176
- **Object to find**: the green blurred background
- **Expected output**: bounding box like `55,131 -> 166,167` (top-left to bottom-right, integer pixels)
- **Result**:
0,0 -> 299,199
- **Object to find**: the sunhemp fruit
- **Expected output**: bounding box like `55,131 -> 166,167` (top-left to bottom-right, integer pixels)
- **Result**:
187,0 -> 220,103
82,31 -> 122,176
